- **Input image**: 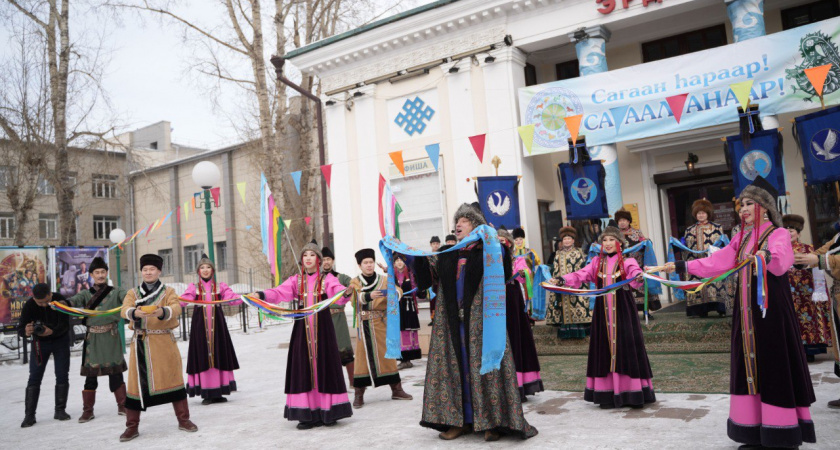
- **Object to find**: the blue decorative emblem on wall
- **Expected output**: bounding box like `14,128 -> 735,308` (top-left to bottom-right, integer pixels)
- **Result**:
394,96 -> 435,136
570,177 -> 597,205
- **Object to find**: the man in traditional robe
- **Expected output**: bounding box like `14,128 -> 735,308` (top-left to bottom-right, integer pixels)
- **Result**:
66,257 -> 128,422
418,203 -> 537,441
347,248 -> 412,408
322,246 -> 355,388
119,254 -> 197,441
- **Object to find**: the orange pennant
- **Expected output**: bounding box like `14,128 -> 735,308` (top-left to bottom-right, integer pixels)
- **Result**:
389,151 -> 405,176
804,64 -> 832,97
564,115 -> 582,145
185,233 -> 194,240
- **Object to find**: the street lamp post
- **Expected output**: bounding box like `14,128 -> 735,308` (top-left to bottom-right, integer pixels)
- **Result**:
192,161 -> 222,265
109,228 -> 126,288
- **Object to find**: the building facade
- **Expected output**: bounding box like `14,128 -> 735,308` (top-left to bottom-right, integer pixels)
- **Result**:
286,0 -> 840,294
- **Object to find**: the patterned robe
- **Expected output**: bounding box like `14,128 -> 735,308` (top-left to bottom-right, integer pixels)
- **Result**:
684,222 -> 730,315
788,241 -> 833,355
549,247 -> 589,333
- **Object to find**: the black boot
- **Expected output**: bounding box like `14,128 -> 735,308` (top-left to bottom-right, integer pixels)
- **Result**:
21,386 -> 40,428
54,383 -> 71,421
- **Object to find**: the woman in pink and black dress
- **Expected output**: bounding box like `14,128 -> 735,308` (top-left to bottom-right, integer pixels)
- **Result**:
181,254 -> 240,405
667,176 -> 816,449
254,241 -> 353,429
550,225 -> 655,409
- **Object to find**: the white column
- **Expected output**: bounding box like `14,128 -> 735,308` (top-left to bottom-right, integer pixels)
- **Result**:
324,98 -> 355,268
480,47 -> 540,241
444,59 -> 478,208
353,84 -> 382,251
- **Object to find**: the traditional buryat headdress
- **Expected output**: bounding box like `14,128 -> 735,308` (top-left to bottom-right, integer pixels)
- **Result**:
782,214 -> 805,233
300,240 -> 322,262
89,256 -> 108,272
497,227 -> 513,245
614,208 -> 632,224
739,175 -> 783,227
196,253 -> 214,272
558,226 -> 577,241
321,247 -> 335,259
355,248 -> 376,265
691,199 -> 715,221
598,226 -> 628,248
512,227 -> 525,239
139,254 -> 164,271
453,202 -> 487,229
445,234 -> 456,242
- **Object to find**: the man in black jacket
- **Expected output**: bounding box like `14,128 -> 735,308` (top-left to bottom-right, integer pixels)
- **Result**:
17,283 -> 72,427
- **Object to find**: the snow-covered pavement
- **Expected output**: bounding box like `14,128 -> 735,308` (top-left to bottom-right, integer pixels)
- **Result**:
2,321 -> 839,449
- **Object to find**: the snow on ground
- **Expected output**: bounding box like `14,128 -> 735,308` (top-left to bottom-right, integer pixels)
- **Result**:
2,319 -> 840,449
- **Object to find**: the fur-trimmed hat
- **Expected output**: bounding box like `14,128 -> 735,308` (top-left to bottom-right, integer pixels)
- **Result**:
139,254 -> 163,271
355,248 -> 376,265
598,226 -> 628,248
196,253 -> 214,272
614,208 -> 632,224
691,199 -> 715,221
558,226 -> 577,241
739,176 -> 782,227
321,247 -> 335,259
429,236 -> 440,244
89,256 -> 108,272
497,227 -> 513,245
300,240 -> 322,262
453,202 -> 486,229
512,227 -> 525,239
445,234 -> 456,242
782,214 -> 805,233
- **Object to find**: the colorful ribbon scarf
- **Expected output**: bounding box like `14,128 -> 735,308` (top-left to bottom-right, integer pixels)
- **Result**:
50,302 -> 121,317
529,264 -> 552,320
587,240 -> 662,295
667,235 -> 730,300
380,224 -> 505,375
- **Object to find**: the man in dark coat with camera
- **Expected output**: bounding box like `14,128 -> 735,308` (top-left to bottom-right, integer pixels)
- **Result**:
17,283 -> 71,427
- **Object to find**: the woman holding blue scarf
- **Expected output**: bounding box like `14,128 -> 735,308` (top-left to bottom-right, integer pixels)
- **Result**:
417,203 -> 537,441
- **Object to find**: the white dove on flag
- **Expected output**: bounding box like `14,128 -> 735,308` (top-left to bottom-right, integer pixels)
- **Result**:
812,129 -> 840,161
487,191 -> 511,216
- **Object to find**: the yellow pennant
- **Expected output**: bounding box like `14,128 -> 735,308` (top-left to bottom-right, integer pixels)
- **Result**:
517,124 -> 535,154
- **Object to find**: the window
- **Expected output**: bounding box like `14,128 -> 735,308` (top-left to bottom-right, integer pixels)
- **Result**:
93,216 -> 119,240
39,214 -> 58,240
150,141 -> 158,150
782,0 -> 840,30
0,166 -> 15,191
524,63 -> 538,87
37,174 -> 55,195
92,174 -> 118,198
215,241 -> 227,271
0,213 -> 15,239
158,249 -> 173,277
555,59 -> 580,81
184,244 -> 205,273
642,24 -> 728,63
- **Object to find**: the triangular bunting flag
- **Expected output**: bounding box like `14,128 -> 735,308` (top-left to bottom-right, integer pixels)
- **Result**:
320,165 -> 332,188
564,115 -> 582,145
291,171 -> 302,195
176,207 -> 181,224
210,187 -> 221,207
804,64 -> 832,97
425,144 -> 440,170
245,225 -> 253,230
304,216 -> 311,226
468,134 -> 486,162
236,182 -> 247,205
730,80 -> 754,111
609,106 -> 630,135
389,151 -> 405,176
185,233 -> 194,240
191,196 -> 196,213
144,222 -> 155,237
517,124 -> 535,154
666,93 -> 689,124
283,219 -> 292,229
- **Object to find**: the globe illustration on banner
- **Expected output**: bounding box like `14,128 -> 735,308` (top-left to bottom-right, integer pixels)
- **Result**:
524,86 -> 583,149
486,190 -> 511,216
739,150 -> 772,181
810,128 -> 840,162
570,178 -> 597,205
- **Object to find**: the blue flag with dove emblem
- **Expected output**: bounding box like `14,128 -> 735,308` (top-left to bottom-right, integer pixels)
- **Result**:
477,176 -> 521,229
558,161 -> 609,220
725,129 -> 785,197
794,104 -> 840,185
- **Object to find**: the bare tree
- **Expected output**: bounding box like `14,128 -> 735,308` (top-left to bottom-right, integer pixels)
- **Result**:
2,0 -> 118,245
110,0 -> 417,278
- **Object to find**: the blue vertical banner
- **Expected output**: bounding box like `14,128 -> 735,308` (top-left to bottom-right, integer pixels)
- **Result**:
477,176 -> 521,229
558,161 -> 609,220
794,104 -> 840,184
725,129 -> 785,197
